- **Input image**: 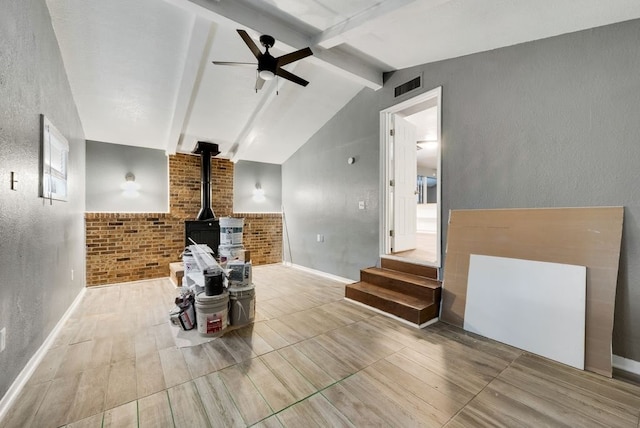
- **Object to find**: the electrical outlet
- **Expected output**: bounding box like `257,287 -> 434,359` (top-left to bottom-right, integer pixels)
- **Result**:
316,234 -> 324,242
358,201 -> 365,210
0,327 -> 6,353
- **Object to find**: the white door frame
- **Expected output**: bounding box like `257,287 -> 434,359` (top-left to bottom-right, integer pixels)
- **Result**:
379,86 -> 442,267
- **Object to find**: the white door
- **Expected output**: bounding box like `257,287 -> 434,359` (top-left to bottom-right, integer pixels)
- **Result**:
392,114 -> 417,252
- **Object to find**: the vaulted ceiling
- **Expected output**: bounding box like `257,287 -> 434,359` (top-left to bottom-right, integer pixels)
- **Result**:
46,0 -> 640,164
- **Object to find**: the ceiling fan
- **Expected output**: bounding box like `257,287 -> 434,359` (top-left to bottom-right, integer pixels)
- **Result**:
212,29 -> 313,92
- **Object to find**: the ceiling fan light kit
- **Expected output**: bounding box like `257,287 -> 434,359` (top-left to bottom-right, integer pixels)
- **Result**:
258,70 -> 275,80
212,29 -> 313,91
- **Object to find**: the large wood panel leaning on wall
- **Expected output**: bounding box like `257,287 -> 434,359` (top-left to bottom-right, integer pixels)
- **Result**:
441,207 -> 624,377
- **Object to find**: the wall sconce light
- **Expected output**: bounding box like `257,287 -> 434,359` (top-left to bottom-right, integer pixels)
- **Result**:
253,183 -> 265,202
121,172 -> 140,198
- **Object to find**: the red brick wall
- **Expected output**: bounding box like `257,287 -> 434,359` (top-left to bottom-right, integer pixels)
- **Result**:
169,154 -> 234,219
85,213 -> 183,285
242,214 -> 283,265
168,152 -> 202,220
85,153 -> 282,286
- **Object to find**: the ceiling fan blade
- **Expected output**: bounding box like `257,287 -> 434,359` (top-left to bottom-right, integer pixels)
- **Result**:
277,47 -> 313,67
212,61 -> 257,67
255,76 -> 266,91
276,68 -> 309,87
237,29 -> 262,60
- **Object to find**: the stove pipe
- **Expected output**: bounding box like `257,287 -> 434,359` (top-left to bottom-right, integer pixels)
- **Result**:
192,141 -> 220,221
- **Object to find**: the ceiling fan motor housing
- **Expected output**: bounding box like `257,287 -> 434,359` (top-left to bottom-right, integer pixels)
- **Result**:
259,53 -> 277,73
259,34 -> 275,48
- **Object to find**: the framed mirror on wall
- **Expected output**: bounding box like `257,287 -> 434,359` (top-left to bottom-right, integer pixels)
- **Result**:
40,115 -> 69,201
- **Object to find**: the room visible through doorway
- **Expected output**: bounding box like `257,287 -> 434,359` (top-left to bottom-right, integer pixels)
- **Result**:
380,87 -> 442,267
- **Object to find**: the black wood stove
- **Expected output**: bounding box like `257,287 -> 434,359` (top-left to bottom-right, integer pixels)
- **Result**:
184,141 -> 220,258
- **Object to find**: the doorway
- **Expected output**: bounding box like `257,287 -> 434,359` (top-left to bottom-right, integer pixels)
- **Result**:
380,87 -> 442,267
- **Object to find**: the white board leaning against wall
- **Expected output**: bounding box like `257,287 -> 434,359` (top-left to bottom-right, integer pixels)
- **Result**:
464,254 -> 587,370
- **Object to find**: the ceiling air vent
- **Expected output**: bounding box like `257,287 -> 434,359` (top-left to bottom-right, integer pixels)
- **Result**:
394,75 -> 422,98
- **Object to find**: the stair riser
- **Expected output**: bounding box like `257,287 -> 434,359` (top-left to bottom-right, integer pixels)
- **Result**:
360,271 -> 438,301
381,258 -> 438,279
346,287 -> 437,325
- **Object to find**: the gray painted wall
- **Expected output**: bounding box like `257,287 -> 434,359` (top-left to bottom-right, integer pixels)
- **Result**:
0,0 -> 86,399
234,160 -> 282,213
282,90 -> 381,280
86,141 -> 168,212
283,19 -> 640,361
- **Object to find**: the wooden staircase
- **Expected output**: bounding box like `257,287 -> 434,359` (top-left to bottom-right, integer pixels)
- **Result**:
345,258 -> 441,326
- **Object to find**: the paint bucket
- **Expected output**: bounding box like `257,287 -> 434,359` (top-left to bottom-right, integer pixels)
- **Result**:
227,260 -> 252,287
182,250 -> 199,274
195,292 -> 228,336
169,298 -> 196,331
229,285 -> 255,326
219,217 -> 244,245
218,244 -> 244,264
203,267 -> 224,296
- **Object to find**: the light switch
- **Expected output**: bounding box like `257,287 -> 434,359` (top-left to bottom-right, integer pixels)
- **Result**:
358,201 -> 365,210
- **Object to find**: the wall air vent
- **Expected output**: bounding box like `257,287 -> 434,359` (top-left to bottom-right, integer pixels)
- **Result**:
394,75 -> 422,98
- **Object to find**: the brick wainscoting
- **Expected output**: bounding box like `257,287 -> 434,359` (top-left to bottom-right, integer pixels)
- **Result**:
241,213 -> 283,265
85,154 -> 282,286
85,213 -> 184,286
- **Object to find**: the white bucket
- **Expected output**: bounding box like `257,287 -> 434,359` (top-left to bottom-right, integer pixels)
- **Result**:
182,253 -> 199,273
219,217 -> 244,245
218,244 -> 244,264
227,260 -> 252,287
195,292 -> 229,336
229,285 -> 255,326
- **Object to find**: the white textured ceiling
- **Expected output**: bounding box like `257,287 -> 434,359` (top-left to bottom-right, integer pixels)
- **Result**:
46,0 -> 640,164
47,0 -> 194,149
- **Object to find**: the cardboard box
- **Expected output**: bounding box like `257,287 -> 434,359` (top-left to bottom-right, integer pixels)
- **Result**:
169,262 -> 184,287
238,249 -> 251,262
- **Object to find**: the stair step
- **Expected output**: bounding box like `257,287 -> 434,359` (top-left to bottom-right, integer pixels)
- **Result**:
346,281 -> 438,325
361,268 -> 441,300
381,258 -> 438,280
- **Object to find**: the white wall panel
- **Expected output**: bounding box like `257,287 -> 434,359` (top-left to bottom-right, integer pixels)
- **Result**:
464,254 -> 586,369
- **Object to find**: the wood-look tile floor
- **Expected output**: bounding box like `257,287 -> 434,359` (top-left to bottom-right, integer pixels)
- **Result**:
3,264 -> 640,427
392,232 -> 438,264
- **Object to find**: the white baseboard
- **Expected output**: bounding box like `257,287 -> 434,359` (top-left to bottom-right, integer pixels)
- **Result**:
282,262 -> 355,284
0,287 -> 86,424
613,354 -> 640,377
345,298 -> 439,329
